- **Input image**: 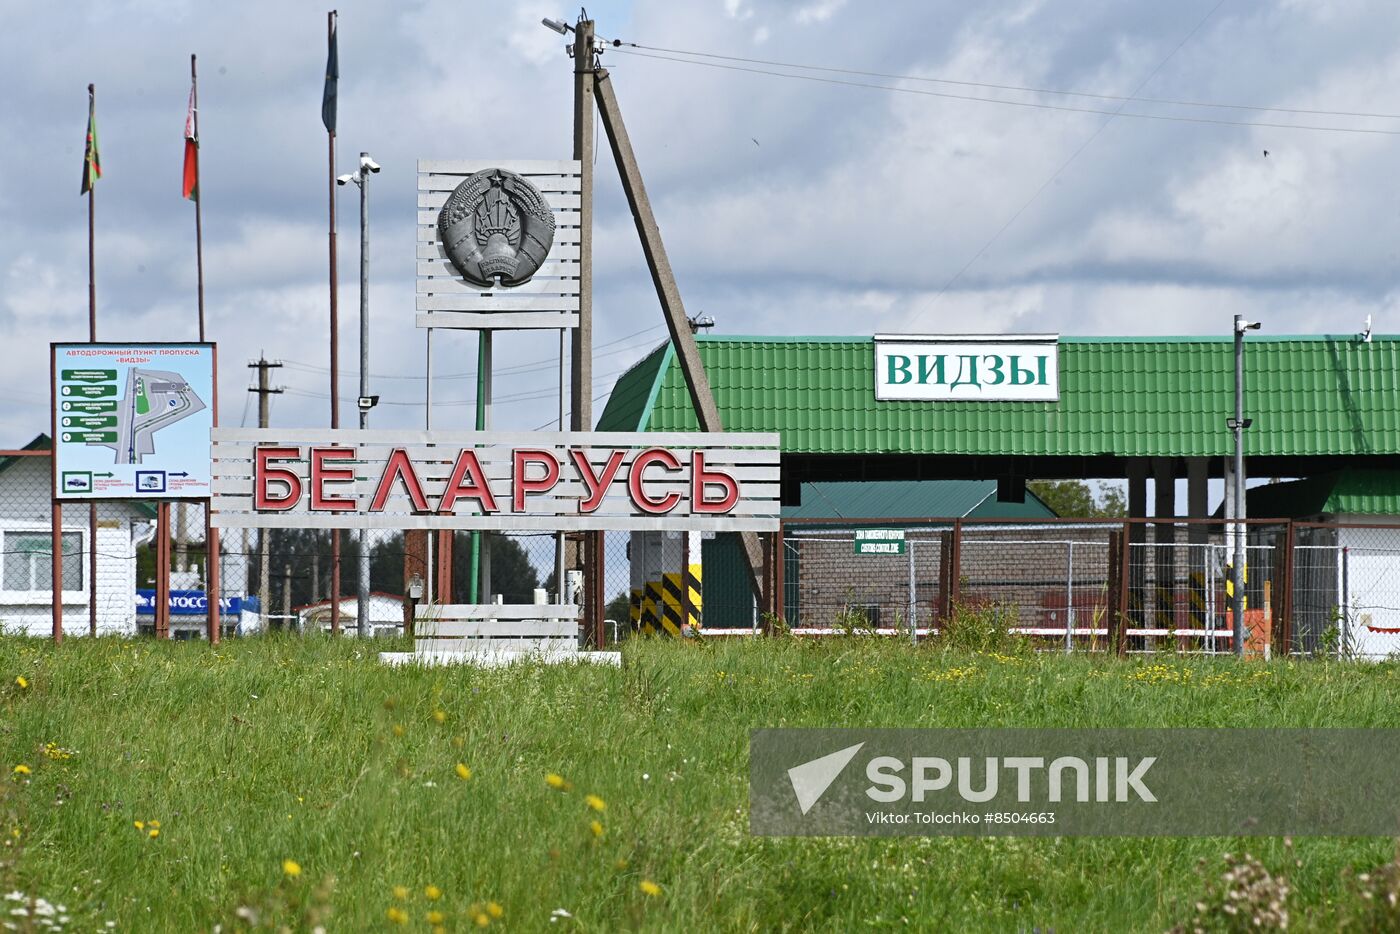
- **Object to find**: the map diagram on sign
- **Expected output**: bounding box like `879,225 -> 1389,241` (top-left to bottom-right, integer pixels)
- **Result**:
100,368 -> 206,464
52,343 -> 215,501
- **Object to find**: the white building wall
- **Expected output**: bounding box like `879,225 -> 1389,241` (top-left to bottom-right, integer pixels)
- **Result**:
0,453 -> 151,637
1336,521 -> 1400,659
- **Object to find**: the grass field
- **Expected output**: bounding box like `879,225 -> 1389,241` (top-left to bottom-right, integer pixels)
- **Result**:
2,635 -> 1400,931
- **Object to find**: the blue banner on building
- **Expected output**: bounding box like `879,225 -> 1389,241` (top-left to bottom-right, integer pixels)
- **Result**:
134,590 -> 243,616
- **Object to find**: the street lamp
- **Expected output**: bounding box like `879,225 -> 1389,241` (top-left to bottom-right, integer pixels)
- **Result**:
337,152 -> 380,638
1230,315 -> 1261,658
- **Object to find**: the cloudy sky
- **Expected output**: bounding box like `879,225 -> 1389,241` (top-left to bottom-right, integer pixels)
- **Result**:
3,0 -> 1399,446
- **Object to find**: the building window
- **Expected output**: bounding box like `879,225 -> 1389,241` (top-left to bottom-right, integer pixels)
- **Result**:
3,532 -> 83,592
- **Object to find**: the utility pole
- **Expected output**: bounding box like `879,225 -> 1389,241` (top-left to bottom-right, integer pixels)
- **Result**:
249,354 -> 283,630
565,17 -> 597,632
571,18 -> 594,433
1229,315 -> 1261,658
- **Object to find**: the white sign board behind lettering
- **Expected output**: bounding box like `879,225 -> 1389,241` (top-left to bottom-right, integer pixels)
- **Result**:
874,336 -> 1059,402
209,429 -> 780,532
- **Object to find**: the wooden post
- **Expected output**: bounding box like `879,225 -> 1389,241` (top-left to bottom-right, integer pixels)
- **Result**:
1114,523 -> 1131,657
435,530 -> 453,603
51,501 -> 63,645
1276,521 -> 1295,656
773,525 -> 785,626
206,507 -> 220,645
950,519 -> 963,613
936,530 -> 953,624
593,530 -> 607,647
154,502 -> 171,639
759,532 -> 773,633
1105,529 -> 1124,654
592,65 -> 766,609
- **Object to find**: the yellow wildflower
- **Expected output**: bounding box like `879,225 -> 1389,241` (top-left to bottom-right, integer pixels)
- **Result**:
392,885 -> 409,901
432,709 -> 446,724
386,906 -> 409,925
426,910 -> 445,925
14,676 -> 27,689
282,859 -> 302,878
133,820 -> 144,830
149,820 -> 160,829
424,885 -> 442,901
640,879 -> 662,897
11,764 -> 30,776
392,724 -> 406,737
455,763 -> 472,781
584,794 -> 606,812
148,829 -> 159,839
486,902 -> 503,918
473,911 -> 490,927
590,820 -> 605,838
545,772 -> 570,791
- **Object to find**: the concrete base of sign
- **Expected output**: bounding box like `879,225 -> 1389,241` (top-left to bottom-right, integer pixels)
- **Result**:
378,648 -> 621,668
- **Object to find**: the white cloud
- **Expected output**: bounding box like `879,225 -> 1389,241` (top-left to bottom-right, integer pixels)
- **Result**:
3,0 -> 1400,446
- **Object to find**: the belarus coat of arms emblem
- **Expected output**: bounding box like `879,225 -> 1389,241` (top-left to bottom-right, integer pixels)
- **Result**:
436,168 -> 556,288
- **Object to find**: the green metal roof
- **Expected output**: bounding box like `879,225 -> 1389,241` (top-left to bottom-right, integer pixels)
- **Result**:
1246,469 -> 1400,518
784,479 -> 1055,521
0,433 -> 52,476
596,335 -> 1400,458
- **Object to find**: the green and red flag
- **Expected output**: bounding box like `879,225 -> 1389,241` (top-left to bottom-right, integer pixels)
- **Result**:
182,83 -> 199,201
80,85 -> 101,194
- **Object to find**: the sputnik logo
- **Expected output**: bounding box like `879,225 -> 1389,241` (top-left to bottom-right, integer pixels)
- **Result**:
787,742 -> 865,815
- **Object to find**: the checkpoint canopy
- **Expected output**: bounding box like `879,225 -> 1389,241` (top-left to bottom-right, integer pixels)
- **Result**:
51,343 -> 215,500
597,333 -> 1400,491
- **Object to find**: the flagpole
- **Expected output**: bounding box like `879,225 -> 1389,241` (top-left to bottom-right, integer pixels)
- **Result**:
326,9 -> 341,635
87,82 -> 98,639
192,55 -> 205,341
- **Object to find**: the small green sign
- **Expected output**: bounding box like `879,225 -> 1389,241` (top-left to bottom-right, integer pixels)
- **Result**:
60,415 -> 117,429
61,368 -> 117,382
59,399 -> 118,414
854,529 -> 906,555
59,384 -> 117,398
60,431 -> 118,444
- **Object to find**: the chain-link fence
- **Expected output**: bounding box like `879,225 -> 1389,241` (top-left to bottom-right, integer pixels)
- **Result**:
12,448 -> 1400,660
768,518 -> 1400,657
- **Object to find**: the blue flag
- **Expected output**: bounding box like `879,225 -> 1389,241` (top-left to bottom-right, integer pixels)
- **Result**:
321,12 -> 338,134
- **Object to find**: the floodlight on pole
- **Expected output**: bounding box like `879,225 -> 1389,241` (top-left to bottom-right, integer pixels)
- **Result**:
340,150 -> 380,638
1229,313 -> 1260,658
542,17 -> 572,34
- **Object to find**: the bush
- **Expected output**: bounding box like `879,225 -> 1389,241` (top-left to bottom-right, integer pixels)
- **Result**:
937,602 -> 1027,654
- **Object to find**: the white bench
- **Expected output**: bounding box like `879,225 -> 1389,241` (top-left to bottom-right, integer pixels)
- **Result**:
415,603 -> 580,654
380,603 -> 620,667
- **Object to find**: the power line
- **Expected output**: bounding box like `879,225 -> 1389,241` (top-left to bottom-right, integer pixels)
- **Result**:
280,323 -> 665,381
280,364 -> 634,409
620,42 -> 1400,123
611,48 -> 1400,136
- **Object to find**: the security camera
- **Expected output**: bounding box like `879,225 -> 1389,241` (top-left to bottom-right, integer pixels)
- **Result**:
541,17 -> 571,34
336,174 -> 354,186
360,152 -> 381,173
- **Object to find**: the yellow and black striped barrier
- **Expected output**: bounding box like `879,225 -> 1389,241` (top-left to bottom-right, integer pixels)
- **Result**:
634,565 -> 702,637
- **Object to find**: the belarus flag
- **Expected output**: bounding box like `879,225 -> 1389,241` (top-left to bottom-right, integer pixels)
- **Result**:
182,84 -> 198,201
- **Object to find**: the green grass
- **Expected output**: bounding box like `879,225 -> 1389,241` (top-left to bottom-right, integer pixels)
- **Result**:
2,635 -> 1399,931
